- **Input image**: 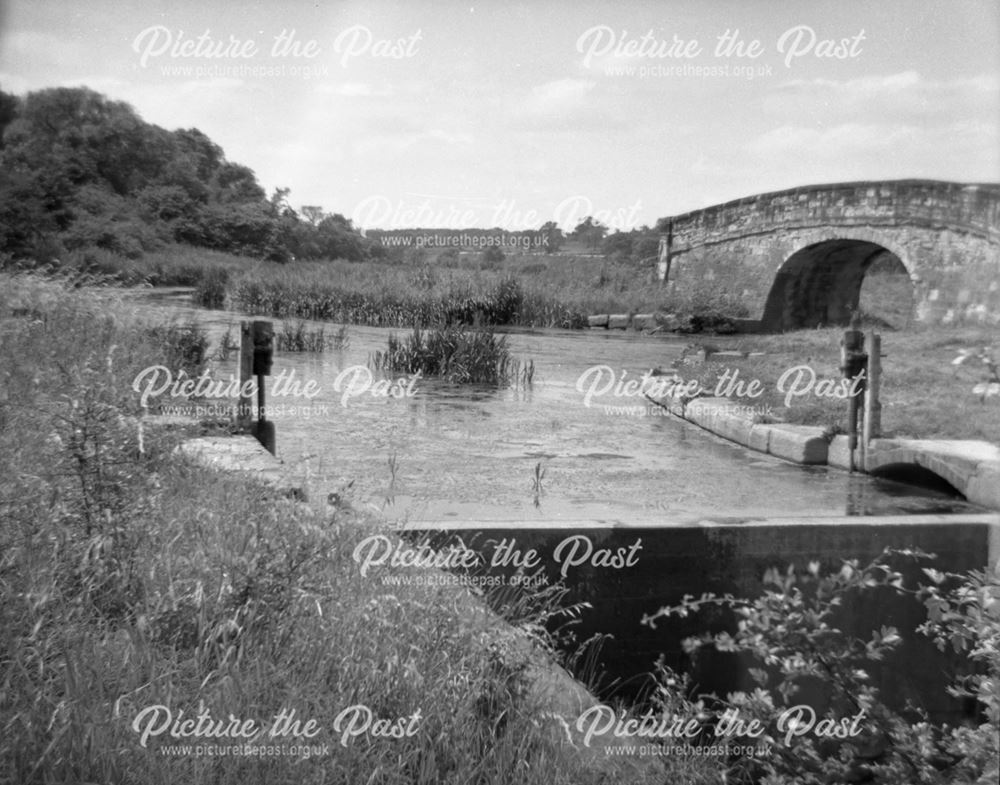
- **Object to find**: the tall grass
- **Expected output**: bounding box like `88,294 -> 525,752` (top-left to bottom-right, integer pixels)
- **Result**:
223,256 -> 753,330
0,273 -> 689,784
11,243 -> 756,330
370,325 -> 535,386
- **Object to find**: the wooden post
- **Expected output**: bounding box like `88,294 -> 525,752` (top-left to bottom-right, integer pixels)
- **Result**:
251,320 -> 276,455
237,321 -> 255,431
863,332 -> 882,466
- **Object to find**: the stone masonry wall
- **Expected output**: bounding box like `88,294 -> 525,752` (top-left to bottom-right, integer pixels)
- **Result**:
659,180 -> 1000,327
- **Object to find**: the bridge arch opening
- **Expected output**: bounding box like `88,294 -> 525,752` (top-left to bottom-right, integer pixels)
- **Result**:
760,239 -> 914,332
869,463 -> 966,499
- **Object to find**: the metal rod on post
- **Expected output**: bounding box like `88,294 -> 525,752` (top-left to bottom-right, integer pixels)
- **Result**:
840,314 -> 867,474
848,389 -> 860,473
862,332 -> 882,471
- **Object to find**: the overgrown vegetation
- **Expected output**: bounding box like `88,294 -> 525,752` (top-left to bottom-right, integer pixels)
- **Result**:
370,325 -> 535,386
642,551 -> 1000,784
0,273 -> 666,784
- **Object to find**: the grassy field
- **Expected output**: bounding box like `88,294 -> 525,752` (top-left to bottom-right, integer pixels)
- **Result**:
0,273 -> 720,785
676,324 -> 1000,441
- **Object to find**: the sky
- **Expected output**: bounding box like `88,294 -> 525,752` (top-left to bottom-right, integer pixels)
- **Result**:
1,0 -> 998,232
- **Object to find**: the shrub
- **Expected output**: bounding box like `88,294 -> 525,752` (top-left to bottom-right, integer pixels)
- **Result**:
642,551 -> 1000,784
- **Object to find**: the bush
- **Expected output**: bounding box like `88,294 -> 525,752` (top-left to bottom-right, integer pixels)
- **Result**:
643,551 -> 1000,784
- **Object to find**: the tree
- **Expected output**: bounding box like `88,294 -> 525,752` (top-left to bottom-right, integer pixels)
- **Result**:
0,88 -> 19,148
571,216 -> 607,250
300,205 -> 326,226
601,231 -> 632,259
0,85 -> 370,264
538,220 -> 563,253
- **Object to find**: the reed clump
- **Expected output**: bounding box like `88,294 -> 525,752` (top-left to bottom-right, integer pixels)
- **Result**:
370,325 -> 535,386
273,319 -> 339,352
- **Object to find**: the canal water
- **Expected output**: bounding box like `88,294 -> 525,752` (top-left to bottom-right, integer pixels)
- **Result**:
125,289 -> 978,524
125,289 -> 991,717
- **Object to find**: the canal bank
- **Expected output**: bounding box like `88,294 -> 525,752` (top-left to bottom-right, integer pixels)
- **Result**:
651,393 -> 1000,510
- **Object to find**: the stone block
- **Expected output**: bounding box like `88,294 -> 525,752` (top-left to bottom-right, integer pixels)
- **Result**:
607,314 -> 630,329
766,424 -> 830,465
827,435 -> 855,470
711,411 -> 755,445
587,314 -> 609,328
748,425 -> 771,453
683,397 -> 725,430
631,313 -> 657,330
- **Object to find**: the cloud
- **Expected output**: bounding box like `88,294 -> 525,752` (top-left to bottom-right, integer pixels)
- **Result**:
523,77 -> 596,114
353,127 -> 474,159
764,70 -> 1000,121
315,82 -> 392,97
745,119 -> 1000,182
508,77 -> 624,131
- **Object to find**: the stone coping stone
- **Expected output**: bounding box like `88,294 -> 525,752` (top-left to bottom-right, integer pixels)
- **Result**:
177,435 -> 306,500
650,397 -> 1000,508
763,424 -> 830,465
681,398 -> 829,465
828,435 -> 857,470
966,466 -> 1000,510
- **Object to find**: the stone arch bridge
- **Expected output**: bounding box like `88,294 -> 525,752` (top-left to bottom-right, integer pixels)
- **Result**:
657,180 -> 1000,331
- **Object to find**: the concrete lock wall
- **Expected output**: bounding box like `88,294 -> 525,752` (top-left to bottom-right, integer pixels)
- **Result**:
658,180 -> 1000,331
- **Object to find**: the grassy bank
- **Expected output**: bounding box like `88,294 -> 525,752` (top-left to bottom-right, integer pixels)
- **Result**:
675,325 -> 1000,441
0,273 -> 702,784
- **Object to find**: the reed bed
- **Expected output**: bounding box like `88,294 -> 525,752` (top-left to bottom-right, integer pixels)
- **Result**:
370,325 -> 535,386
13,244 -> 756,330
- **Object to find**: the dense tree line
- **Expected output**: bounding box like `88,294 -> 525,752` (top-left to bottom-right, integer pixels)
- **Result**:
0,86 -> 370,264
